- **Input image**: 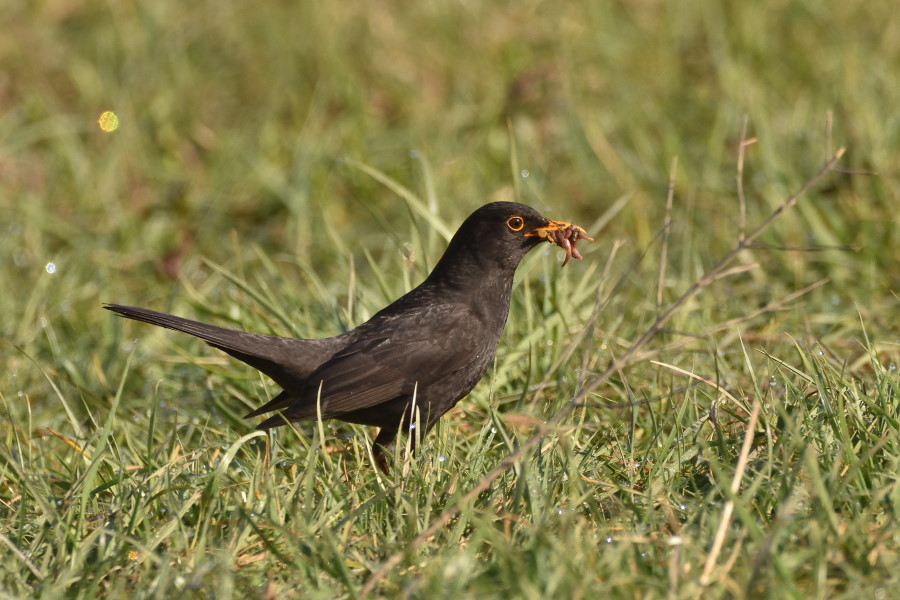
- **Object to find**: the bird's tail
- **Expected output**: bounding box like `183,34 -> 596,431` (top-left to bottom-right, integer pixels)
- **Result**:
103,303 -> 334,395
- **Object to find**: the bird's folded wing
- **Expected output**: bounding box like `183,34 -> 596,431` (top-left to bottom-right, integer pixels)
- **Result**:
281,305 -> 478,420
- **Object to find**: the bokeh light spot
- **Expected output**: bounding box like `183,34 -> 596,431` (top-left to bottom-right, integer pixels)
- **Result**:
98,111 -> 119,132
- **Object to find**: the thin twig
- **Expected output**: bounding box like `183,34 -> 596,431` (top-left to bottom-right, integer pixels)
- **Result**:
698,397 -> 762,587
359,148 -> 845,597
735,118 -> 756,242
650,360 -> 742,406
657,157 -> 677,313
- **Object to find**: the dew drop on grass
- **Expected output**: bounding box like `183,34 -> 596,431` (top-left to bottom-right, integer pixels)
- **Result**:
890,363 -> 897,372
45,262 -> 56,274
769,376 -> 777,387
605,537 -> 613,544
438,455 -> 446,462
520,169 -> 529,179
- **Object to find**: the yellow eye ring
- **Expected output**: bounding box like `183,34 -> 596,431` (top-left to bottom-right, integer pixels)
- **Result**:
506,216 -> 525,231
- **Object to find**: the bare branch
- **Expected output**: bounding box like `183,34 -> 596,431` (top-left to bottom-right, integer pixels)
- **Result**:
657,157 -> 677,313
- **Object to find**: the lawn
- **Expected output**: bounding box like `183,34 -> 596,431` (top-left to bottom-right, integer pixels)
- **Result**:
2,1 -> 899,598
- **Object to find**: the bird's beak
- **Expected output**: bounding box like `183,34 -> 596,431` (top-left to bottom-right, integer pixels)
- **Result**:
524,220 -> 582,239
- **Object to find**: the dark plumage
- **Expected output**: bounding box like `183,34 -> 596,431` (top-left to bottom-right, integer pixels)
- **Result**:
105,202 -> 592,471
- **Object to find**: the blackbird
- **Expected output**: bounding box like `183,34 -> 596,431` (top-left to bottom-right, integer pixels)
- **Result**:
105,201 -> 592,471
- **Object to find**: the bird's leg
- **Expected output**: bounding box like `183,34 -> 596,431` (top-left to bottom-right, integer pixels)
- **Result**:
372,428 -> 399,474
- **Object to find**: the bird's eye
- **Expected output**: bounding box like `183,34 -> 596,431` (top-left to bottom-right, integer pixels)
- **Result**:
506,216 -> 525,232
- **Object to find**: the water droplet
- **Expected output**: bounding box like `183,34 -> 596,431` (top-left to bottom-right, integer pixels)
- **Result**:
889,363 -> 897,372
45,262 -> 56,274
520,169 -> 530,179
438,455 -> 446,462
769,376 -> 777,387
605,537 -> 613,544
679,504 -> 686,511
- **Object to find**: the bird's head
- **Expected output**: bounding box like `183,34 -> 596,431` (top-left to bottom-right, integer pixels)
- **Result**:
431,202 -> 593,280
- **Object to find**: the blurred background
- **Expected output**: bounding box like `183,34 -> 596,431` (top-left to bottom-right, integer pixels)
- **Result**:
4,1 -> 896,301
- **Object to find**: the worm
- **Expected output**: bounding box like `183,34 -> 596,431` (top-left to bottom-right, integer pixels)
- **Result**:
546,224 -> 594,266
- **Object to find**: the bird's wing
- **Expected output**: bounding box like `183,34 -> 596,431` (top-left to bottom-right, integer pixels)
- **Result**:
275,303 -> 482,422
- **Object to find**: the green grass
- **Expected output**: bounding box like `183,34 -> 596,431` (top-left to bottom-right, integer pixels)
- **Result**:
2,1 -> 899,598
